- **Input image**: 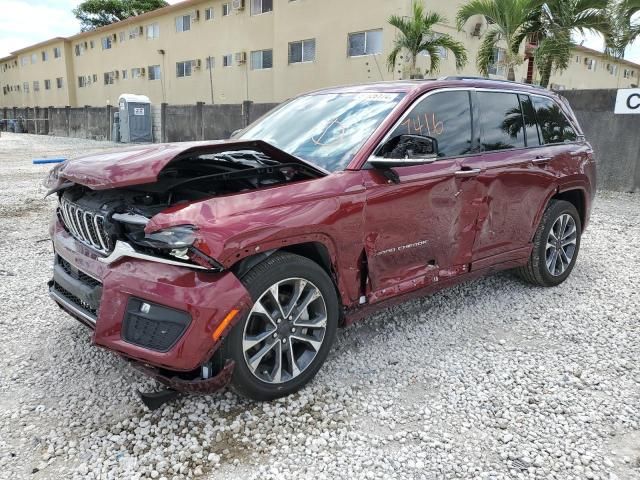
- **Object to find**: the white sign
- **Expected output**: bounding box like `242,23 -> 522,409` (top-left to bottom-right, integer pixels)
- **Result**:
133,107 -> 145,116
614,89 -> 640,114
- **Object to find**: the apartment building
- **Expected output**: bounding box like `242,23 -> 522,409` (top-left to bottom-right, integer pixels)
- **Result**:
1,0 -> 638,108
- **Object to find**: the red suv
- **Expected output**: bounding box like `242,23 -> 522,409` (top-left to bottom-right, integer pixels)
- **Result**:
46,78 -> 596,403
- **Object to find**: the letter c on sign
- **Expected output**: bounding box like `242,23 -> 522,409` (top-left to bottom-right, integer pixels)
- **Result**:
627,93 -> 640,110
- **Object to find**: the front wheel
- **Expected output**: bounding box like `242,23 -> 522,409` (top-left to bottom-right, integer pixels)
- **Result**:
517,199 -> 582,287
222,252 -> 339,401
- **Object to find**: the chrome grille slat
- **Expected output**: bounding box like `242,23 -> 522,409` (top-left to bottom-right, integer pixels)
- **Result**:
93,215 -> 108,251
59,198 -> 111,255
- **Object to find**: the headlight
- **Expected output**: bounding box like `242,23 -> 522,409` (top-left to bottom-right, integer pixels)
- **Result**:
43,162 -> 64,189
144,225 -> 197,249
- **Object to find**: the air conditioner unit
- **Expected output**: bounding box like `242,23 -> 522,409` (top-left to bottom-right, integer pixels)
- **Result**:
114,70 -> 119,79
584,57 -> 589,65
471,23 -> 482,37
232,0 -> 245,11
192,59 -> 202,69
192,9 -> 200,21
83,41 -> 88,49
112,33 -> 117,42
139,26 -> 144,35
141,67 -> 146,76
235,51 -> 247,64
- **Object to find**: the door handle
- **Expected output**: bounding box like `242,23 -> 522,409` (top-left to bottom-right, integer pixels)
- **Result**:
454,168 -> 481,178
569,151 -> 582,157
532,156 -> 552,164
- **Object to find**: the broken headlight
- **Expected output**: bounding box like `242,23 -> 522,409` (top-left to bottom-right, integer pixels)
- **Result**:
144,225 -> 197,249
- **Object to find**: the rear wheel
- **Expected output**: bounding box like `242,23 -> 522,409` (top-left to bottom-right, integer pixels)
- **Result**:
223,252 -> 339,401
517,199 -> 582,287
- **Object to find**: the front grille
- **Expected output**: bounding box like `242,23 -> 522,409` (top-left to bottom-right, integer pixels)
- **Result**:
58,256 -> 101,288
58,198 -> 112,254
51,281 -> 99,318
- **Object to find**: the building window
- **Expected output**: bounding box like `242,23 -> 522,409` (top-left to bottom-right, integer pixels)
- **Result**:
102,36 -> 113,50
251,0 -> 273,15
607,63 -> 618,76
104,71 -> 116,85
131,68 -> 142,78
129,27 -> 139,39
575,55 -> 580,63
348,29 -> 383,56
92,74 -> 97,82
56,77 -> 63,88
251,49 -> 273,69
586,58 -> 597,71
206,56 -> 215,69
488,47 -> 507,76
23,82 -> 30,93
205,7 -> 214,20
33,80 -> 40,92
21,57 -> 28,66
119,31 -> 125,42
31,53 -> 37,64
176,14 -> 191,32
122,69 -> 128,79
149,65 -> 161,80
44,79 -> 51,90
223,54 -> 233,67
78,76 -> 87,88
623,68 -> 635,79
289,39 -> 316,63
41,51 -> 48,62
90,40 -> 95,49
176,60 -> 193,77
147,23 -> 160,39
54,47 -> 62,59
222,3 -> 231,15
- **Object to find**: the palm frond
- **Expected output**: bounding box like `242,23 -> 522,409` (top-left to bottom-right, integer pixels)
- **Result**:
476,28 -> 502,76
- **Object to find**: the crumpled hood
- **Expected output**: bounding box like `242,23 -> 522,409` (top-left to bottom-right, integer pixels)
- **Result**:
53,139 -> 326,190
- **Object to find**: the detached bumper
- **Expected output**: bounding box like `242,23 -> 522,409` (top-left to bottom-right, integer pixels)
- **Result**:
49,221 -> 251,373
131,360 -> 235,394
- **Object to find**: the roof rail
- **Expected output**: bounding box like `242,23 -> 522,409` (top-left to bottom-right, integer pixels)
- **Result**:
439,76 -> 546,89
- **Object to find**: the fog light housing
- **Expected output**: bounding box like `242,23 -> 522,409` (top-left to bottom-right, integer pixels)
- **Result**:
122,298 -> 191,352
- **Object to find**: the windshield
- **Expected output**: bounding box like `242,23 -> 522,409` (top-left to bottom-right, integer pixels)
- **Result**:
239,92 -> 405,172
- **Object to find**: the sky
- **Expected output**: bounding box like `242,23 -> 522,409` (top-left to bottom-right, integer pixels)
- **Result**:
1,0 -> 639,64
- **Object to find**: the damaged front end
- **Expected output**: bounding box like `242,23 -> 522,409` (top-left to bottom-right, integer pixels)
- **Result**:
46,140 -> 327,408
47,140 -> 326,271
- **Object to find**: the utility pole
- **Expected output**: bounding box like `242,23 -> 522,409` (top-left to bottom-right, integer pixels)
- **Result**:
208,56 -> 214,104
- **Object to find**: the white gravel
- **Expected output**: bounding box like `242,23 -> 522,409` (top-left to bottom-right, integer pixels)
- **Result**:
0,132 -> 639,480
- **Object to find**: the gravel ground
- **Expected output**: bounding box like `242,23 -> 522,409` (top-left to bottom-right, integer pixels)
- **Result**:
0,132 -> 639,480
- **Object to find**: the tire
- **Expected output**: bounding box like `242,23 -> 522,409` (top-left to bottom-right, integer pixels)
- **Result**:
222,252 -> 339,401
517,199 -> 582,287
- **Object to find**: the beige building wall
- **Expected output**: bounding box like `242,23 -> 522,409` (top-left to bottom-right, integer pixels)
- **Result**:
1,0 -> 639,109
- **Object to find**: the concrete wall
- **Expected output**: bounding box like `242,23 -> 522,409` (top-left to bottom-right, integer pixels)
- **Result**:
561,89 -> 640,192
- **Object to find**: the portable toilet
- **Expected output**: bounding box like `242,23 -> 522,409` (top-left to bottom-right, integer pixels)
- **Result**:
118,94 -> 152,143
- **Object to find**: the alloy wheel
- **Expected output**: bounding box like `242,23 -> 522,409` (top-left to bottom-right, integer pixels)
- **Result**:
545,213 -> 577,276
242,278 -> 328,384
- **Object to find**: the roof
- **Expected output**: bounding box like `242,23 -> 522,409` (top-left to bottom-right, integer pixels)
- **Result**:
10,37 -> 66,56
307,78 -> 558,97
573,44 -> 640,69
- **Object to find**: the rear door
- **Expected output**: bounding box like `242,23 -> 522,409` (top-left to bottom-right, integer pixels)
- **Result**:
362,90 -> 481,302
466,91 -> 559,266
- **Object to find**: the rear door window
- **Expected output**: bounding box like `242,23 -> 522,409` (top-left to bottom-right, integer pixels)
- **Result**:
387,91 -> 473,158
531,96 -> 578,144
519,95 -> 542,147
477,91 -> 525,151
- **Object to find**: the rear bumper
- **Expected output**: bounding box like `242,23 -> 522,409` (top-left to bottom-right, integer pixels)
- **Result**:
49,220 -> 251,375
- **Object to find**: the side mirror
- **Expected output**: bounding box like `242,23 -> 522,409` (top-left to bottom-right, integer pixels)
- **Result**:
370,134 -> 439,170
230,128 -> 243,139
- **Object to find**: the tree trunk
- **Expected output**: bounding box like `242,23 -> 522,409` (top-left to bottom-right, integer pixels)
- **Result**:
539,59 -> 553,88
507,66 -> 516,81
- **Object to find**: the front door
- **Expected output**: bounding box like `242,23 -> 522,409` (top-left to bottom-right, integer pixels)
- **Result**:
361,90 -> 481,303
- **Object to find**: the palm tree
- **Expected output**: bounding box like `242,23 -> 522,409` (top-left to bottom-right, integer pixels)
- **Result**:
607,0 -> 640,59
517,0 -> 610,88
387,1 -> 468,79
456,0 -> 544,81
622,0 -> 640,43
